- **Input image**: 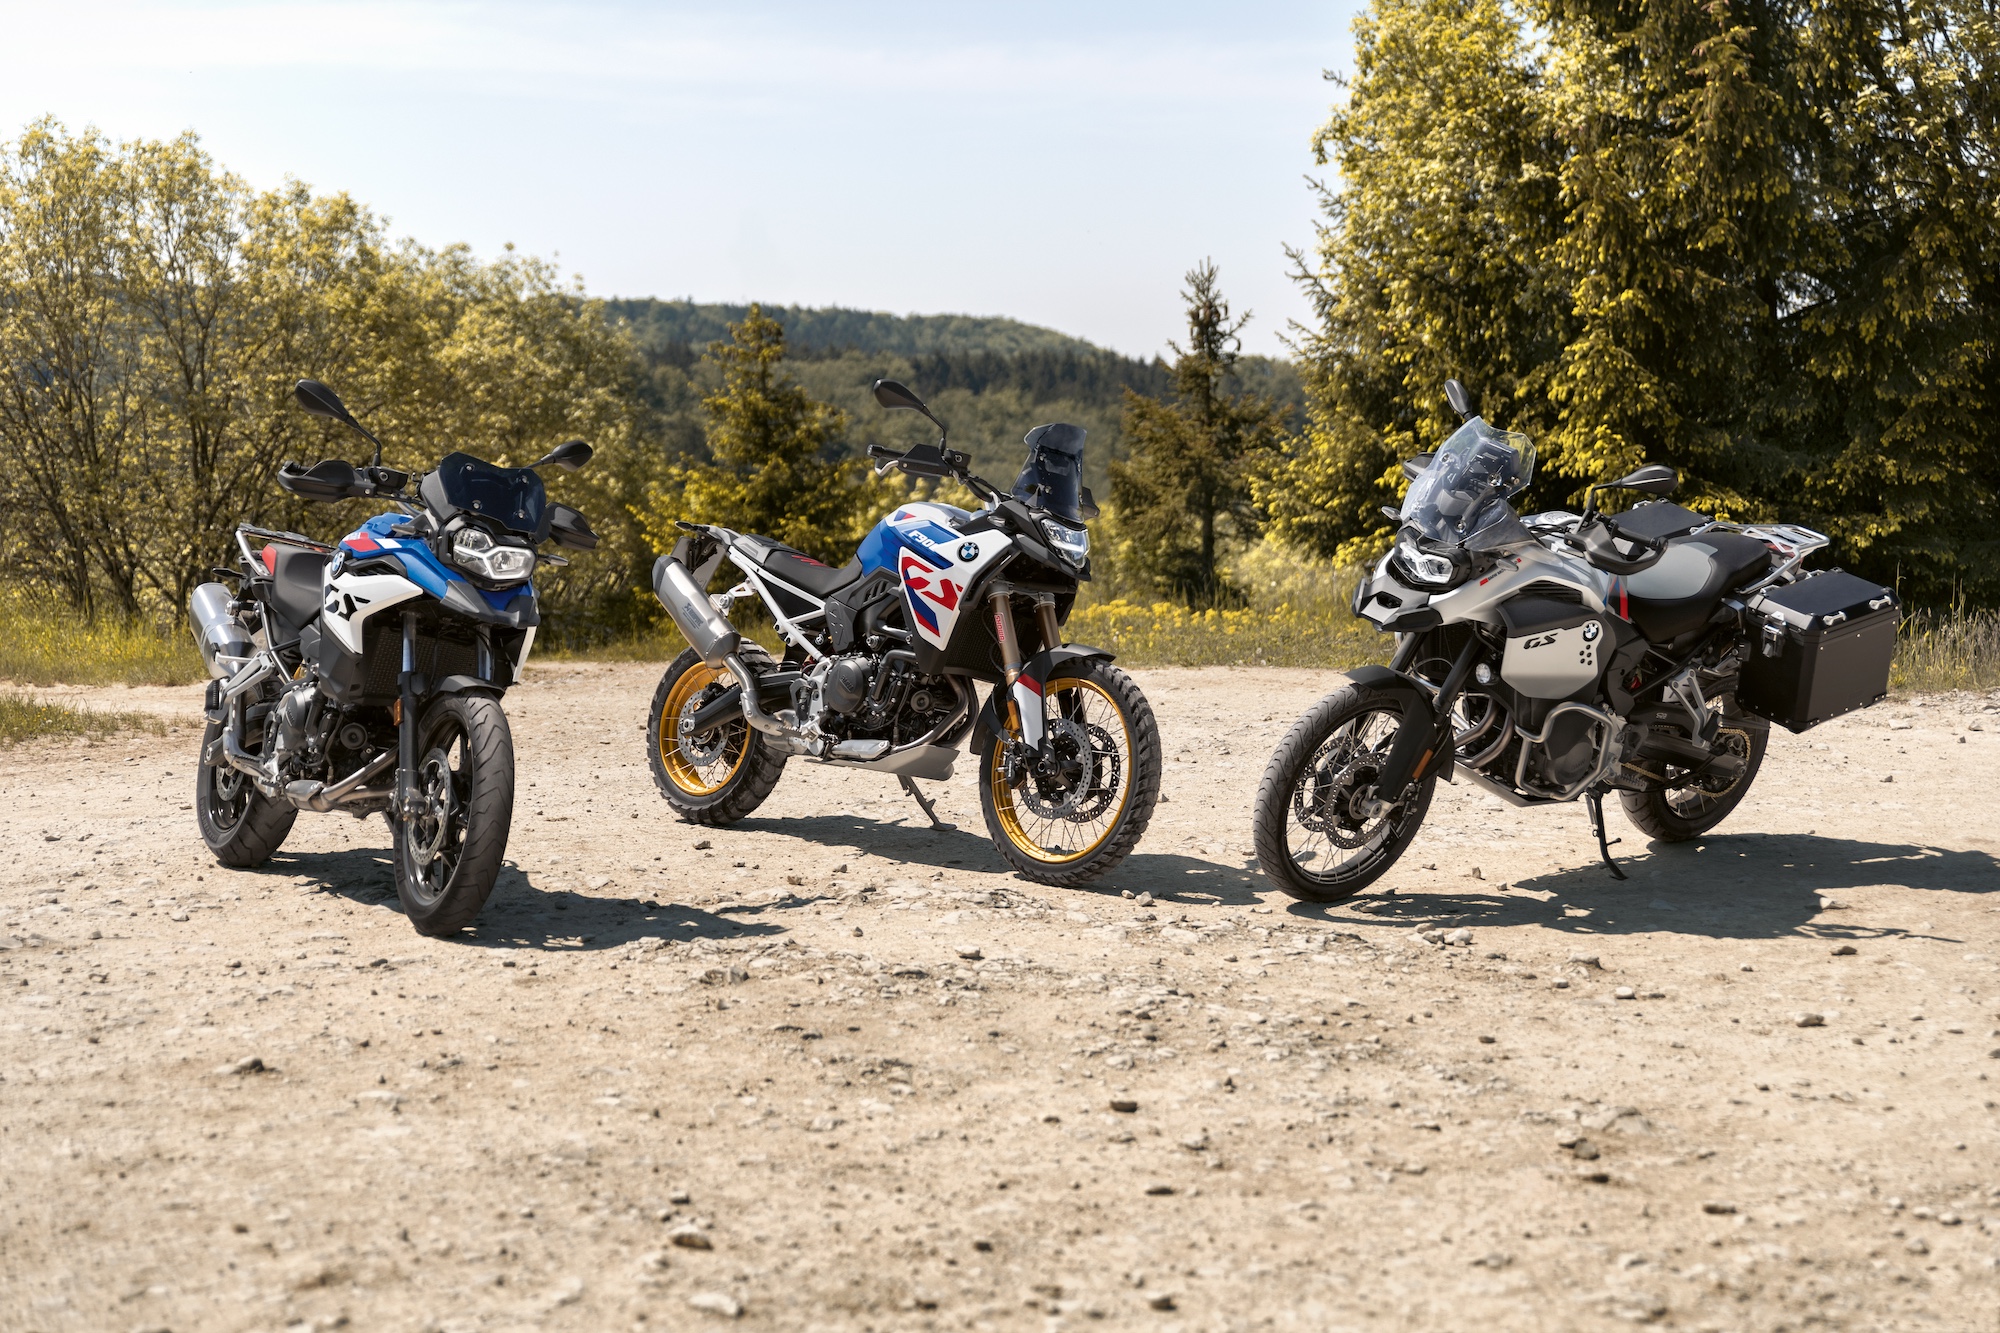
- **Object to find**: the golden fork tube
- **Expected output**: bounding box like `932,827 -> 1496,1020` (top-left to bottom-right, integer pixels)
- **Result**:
1033,594 -> 1062,653
992,591 -> 1025,733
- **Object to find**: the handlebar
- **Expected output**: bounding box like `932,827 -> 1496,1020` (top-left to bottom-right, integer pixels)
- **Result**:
1568,515 -> 1666,576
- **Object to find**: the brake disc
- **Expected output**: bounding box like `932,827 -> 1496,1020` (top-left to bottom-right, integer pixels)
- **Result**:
1019,718 -> 1094,820
677,687 -> 732,766
411,748 -> 456,868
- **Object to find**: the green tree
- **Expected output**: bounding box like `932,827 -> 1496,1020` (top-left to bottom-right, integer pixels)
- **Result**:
1269,0 -> 2000,603
1109,261 -> 1289,605
641,305 -> 888,568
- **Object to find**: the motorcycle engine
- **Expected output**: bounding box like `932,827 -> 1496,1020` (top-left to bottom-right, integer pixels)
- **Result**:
271,676 -> 325,770
1523,710 -> 1600,790
800,654 -> 876,725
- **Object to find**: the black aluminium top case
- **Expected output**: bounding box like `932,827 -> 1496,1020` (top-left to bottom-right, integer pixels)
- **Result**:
1737,570 -> 1900,733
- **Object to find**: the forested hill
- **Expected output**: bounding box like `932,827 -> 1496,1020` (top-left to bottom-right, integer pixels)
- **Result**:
604,298 -> 1303,496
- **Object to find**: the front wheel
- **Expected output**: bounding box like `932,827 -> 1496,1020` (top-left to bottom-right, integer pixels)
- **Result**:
1252,682 -> 1436,902
393,693 -> 514,936
980,659 -> 1161,887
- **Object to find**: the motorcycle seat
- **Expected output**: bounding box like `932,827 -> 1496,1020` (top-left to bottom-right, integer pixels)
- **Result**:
746,537 -> 863,598
267,548 -> 327,638
1620,532 -> 1771,643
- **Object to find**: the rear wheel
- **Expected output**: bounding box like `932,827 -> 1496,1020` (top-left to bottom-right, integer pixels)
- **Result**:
393,693 -> 514,936
647,649 -> 788,825
980,660 -> 1161,887
1619,696 -> 1768,841
195,717 -> 296,867
1253,683 -> 1436,902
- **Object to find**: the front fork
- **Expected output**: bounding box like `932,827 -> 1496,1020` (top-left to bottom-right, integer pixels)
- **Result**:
395,611 -> 418,823
994,590 -> 1064,778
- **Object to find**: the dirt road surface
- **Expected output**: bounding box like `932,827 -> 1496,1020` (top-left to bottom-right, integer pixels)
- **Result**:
3,664 -> 1998,1332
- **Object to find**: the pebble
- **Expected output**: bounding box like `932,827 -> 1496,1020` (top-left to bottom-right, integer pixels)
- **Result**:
688,1291 -> 742,1317
669,1228 -> 714,1250
1109,1099 -> 1139,1113
956,946 -> 983,961
1702,1202 -> 1737,1215
214,1056 -> 268,1076
169,909 -> 189,922
1147,1293 -> 1177,1311
1570,953 -> 1601,969
1135,892 -> 1154,907
1445,927 -> 1472,946
1794,1012 -> 1826,1028
1569,1139 -> 1601,1161
1831,944 -> 1857,956
693,839 -> 712,850
1144,1183 -> 1175,1195
1905,1236 -> 1929,1255
1613,987 -> 1636,1000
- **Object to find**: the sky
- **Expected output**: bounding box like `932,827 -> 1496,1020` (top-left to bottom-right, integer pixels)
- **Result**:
0,1 -> 1367,358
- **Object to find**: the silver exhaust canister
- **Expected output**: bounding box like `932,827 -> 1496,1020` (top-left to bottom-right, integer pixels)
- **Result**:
652,555 -> 741,668
188,582 -> 253,678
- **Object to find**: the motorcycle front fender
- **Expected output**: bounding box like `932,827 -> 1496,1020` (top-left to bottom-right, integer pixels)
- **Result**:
971,643 -> 1116,755
1344,663 -> 1451,794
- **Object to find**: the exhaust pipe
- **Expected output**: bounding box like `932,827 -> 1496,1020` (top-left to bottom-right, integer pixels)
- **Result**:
652,555 -> 741,668
189,582 -> 253,678
285,749 -> 397,812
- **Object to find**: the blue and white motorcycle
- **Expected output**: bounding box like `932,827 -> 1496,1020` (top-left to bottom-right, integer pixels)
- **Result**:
186,379 -> 599,934
645,379 -> 1161,886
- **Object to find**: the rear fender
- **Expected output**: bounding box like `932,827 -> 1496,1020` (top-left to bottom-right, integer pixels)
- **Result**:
972,644 -> 1115,754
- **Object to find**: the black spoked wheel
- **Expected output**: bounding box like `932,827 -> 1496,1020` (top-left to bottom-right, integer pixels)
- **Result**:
393,693 -> 515,936
194,716 -> 296,867
1253,683 -> 1436,902
1619,696 -> 1769,842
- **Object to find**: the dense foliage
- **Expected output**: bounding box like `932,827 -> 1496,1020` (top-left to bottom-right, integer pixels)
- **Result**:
1267,0 -> 2000,605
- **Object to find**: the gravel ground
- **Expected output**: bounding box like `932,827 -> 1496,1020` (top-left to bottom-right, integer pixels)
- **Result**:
2,663 -> 1998,1333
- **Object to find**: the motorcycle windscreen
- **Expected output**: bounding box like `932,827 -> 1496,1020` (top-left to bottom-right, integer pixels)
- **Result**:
432,452 -> 547,536
1010,423 -> 1088,523
1400,418 -> 1534,546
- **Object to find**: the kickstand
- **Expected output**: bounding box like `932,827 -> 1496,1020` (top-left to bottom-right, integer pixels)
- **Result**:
899,775 -> 955,832
1586,791 -> 1627,880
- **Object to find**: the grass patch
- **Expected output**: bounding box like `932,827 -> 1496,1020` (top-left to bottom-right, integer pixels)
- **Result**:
1891,607 -> 2000,694
0,692 -> 166,748
0,594 -> 204,686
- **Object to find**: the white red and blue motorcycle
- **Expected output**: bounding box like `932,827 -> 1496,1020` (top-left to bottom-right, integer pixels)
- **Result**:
186,380 -> 599,934
645,379 -> 1161,886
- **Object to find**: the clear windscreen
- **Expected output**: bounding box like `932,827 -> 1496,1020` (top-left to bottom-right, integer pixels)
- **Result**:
1399,418 -> 1536,545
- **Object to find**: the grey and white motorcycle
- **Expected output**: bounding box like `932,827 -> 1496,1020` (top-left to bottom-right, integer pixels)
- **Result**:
1252,378 -> 1901,900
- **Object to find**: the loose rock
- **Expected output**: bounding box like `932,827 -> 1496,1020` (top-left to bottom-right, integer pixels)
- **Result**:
688,1291 -> 743,1317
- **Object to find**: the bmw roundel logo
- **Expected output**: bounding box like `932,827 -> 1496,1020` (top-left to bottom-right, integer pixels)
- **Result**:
1581,620 -> 1602,642
958,541 -> 980,562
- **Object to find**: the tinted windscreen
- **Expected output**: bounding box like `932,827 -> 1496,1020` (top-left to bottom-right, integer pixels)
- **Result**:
433,452 -> 546,535
1011,423 -> 1088,524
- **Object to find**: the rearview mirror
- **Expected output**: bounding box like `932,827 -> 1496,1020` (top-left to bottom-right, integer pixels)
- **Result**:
873,379 -> 929,414
532,439 -> 593,472
1444,378 -> 1474,421
294,379 -> 356,426
1613,464 -> 1678,496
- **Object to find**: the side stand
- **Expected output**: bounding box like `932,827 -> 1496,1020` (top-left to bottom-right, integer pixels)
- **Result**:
899,776 -> 955,831
1585,791 -> 1627,880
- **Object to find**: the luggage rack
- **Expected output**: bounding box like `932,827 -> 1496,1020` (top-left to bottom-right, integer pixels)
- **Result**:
1732,523 -> 1829,593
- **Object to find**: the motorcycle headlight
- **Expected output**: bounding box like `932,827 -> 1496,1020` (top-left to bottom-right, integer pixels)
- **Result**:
450,526 -> 536,585
1039,518 -> 1089,567
1389,535 -> 1461,589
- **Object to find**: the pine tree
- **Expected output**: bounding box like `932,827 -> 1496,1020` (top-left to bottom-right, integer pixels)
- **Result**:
1109,262 -> 1289,605
642,305 -> 887,568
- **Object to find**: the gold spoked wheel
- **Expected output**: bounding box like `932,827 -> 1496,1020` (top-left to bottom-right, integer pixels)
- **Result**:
658,660 -> 750,796
987,675 -> 1135,866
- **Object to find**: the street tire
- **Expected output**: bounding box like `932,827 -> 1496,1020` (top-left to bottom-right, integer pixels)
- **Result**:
393,692 -> 514,936
195,719 -> 297,867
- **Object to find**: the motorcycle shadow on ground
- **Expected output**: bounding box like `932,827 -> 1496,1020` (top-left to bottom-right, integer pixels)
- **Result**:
262,847 -> 789,952
1287,832 -> 2000,943
726,811 -> 1269,907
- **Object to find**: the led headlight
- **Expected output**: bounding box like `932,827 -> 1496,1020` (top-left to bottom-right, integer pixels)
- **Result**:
1390,535 -> 1460,589
1040,518 -> 1089,567
450,526 -> 536,585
